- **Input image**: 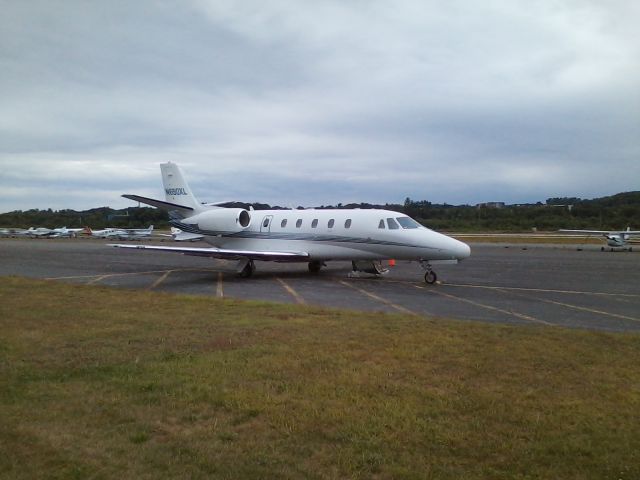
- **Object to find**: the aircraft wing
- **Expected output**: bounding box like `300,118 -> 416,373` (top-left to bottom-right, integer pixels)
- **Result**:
108,244 -> 309,262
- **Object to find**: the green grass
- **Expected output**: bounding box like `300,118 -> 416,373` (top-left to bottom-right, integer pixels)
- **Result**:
1,276 -> 639,479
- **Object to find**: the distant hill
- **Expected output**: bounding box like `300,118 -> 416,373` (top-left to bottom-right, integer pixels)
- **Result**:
1,192 -> 638,232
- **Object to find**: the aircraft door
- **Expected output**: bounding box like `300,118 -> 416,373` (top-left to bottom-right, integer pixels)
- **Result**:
260,215 -> 274,233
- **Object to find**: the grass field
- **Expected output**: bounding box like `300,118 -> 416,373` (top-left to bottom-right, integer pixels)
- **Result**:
1,276 -> 639,479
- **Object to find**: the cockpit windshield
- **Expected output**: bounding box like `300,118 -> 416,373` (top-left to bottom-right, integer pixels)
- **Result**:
396,216 -> 423,229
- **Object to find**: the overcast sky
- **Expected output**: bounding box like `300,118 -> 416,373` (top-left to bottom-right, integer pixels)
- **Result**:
1,0 -> 638,213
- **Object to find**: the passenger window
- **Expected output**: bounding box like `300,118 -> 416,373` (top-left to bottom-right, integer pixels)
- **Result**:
328,219 -> 335,228
378,219 -> 385,229
387,218 -> 400,230
345,219 -> 352,228
263,218 -> 270,228
311,219 -> 318,228
296,219 -> 302,228
281,219 -> 287,228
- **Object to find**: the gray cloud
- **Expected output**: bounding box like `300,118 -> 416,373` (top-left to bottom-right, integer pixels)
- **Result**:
0,0 -> 638,213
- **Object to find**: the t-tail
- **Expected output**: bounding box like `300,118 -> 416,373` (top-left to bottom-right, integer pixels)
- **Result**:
122,162 -> 206,219
161,162 -> 203,212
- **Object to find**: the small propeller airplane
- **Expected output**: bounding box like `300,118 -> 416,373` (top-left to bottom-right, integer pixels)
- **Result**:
559,227 -> 640,251
111,163 -> 470,283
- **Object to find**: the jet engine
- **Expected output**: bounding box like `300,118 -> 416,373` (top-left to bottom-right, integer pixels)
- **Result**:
351,260 -> 388,275
186,208 -> 251,233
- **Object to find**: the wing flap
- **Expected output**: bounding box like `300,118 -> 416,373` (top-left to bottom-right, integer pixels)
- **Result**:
109,244 -> 309,262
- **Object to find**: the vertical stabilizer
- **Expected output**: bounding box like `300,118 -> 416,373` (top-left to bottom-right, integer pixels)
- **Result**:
160,163 -> 203,212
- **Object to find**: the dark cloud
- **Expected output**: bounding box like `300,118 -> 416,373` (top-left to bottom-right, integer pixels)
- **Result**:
1,0 -> 638,212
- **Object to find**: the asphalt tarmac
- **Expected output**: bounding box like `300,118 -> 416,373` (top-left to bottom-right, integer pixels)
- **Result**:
1,237 -> 639,332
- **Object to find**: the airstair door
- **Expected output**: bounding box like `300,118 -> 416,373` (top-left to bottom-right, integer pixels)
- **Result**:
260,215 -> 274,233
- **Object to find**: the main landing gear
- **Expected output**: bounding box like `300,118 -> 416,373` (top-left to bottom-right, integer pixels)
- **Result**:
237,259 -> 255,278
419,260 -> 437,285
308,260 -> 325,273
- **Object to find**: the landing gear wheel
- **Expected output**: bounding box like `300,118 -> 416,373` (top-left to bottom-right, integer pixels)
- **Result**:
239,260 -> 255,278
601,247 -> 605,252
308,261 -> 323,273
424,270 -> 437,284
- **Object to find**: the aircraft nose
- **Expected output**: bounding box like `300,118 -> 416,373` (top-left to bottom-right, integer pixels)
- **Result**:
452,238 -> 471,260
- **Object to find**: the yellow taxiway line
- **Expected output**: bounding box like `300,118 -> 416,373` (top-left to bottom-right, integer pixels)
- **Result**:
494,288 -> 640,323
339,280 -> 418,316
414,284 -> 553,326
440,282 -> 640,298
148,270 -> 172,290
276,277 -> 306,305
216,271 -> 224,298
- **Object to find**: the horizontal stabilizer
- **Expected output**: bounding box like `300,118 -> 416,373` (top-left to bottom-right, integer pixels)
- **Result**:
109,243 -> 309,262
174,232 -> 204,242
122,195 -> 194,214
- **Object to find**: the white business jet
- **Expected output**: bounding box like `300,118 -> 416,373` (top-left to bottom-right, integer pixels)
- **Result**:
559,227 -> 639,251
112,163 -> 470,283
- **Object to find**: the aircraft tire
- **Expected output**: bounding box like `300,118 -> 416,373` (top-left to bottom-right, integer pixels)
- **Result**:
239,261 -> 255,278
424,271 -> 437,285
308,261 -> 322,273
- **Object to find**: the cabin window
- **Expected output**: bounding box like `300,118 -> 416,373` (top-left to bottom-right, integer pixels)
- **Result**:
378,219 -> 385,229
311,219 -> 318,228
281,219 -> 287,228
263,218 -> 270,228
345,219 -> 352,228
328,219 -> 335,228
296,219 -> 302,228
396,217 -> 421,229
386,218 -> 400,230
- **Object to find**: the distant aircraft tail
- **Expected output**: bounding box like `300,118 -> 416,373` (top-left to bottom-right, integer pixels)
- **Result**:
161,163 -> 203,213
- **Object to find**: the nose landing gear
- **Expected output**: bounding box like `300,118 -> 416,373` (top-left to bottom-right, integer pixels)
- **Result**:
419,260 -> 438,284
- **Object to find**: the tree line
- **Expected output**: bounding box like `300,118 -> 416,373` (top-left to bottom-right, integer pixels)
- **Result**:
1,191 -> 638,232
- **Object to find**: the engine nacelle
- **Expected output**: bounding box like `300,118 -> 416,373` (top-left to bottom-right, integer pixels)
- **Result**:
186,208 -> 251,233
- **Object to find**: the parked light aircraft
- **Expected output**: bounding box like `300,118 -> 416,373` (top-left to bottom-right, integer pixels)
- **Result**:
49,227 -> 84,238
84,227 -> 124,238
25,227 -> 54,237
84,225 -> 154,239
0,228 -> 30,237
158,227 -> 203,242
112,163 -> 470,283
559,227 -> 640,251
115,225 -> 154,240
